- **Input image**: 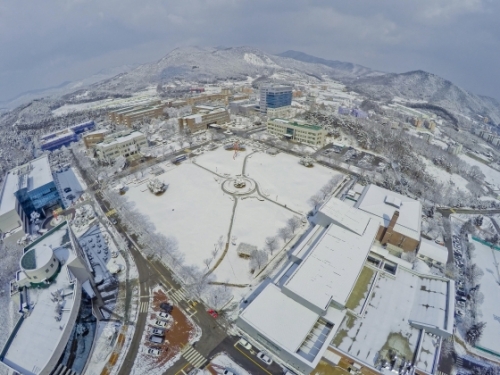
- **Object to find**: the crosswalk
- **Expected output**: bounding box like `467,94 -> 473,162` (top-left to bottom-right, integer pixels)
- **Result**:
182,346 -> 207,368
139,301 -> 148,313
169,288 -> 188,304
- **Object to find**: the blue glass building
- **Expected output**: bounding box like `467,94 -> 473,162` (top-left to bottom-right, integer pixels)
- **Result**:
259,84 -> 293,113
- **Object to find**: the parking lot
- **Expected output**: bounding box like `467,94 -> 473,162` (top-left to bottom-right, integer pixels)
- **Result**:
451,234 -> 469,317
54,167 -> 85,208
318,145 -> 387,172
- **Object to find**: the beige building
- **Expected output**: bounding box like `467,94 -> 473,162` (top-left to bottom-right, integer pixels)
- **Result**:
267,105 -> 294,119
108,101 -> 165,126
447,143 -> 463,155
185,93 -> 229,106
95,130 -> 148,162
178,106 -> 230,133
267,118 -> 327,147
83,129 -> 109,149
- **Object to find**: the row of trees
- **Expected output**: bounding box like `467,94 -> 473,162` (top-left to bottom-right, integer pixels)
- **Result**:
303,111 -> 499,209
308,175 -> 345,212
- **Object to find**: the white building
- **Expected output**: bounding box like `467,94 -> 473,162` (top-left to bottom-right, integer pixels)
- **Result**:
267,105 -> 294,119
0,155 -> 61,245
0,222 -> 95,375
95,130 -> 147,162
267,118 -> 327,147
238,199 -> 380,374
418,238 -> 448,267
355,184 -> 422,252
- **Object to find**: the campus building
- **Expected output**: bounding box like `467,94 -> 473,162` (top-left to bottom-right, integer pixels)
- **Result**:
259,84 -> 293,114
95,130 -> 148,163
0,156 -> 61,244
108,101 -> 165,126
267,118 -> 327,147
355,184 -> 422,253
40,121 -> 95,152
238,194 -> 454,375
238,199 -> 380,374
267,105 -> 294,119
0,222 -> 96,375
83,129 -> 109,149
178,106 -> 230,133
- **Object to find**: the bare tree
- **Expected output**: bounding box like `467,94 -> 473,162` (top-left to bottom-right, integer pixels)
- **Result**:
308,193 -> 324,211
265,236 -> 279,255
287,216 -> 302,234
249,250 -> 268,273
278,227 -> 293,243
203,258 -> 212,270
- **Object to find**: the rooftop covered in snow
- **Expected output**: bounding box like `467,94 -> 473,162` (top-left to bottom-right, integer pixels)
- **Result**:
0,222 -> 87,375
283,206 -> 380,312
355,184 -> 422,240
418,238 -> 448,265
0,155 -> 54,216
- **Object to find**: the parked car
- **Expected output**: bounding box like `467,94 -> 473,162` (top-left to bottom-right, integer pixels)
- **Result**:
67,194 -> 75,200
154,320 -> 168,328
149,327 -> 165,336
110,218 -> 117,225
158,312 -> 170,320
147,348 -> 161,356
149,335 -> 164,344
160,302 -> 174,313
238,338 -> 252,350
223,370 -> 236,375
257,352 -> 273,365
64,187 -> 72,193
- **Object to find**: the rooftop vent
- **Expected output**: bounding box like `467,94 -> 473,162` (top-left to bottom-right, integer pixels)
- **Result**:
384,195 -> 402,208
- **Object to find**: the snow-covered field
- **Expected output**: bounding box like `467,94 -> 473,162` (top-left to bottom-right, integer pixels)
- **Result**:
459,154 -> 500,188
246,152 -> 344,213
194,146 -> 247,176
125,162 -> 234,270
124,148 -> 343,286
421,157 -> 470,193
469,239 -> 500,355
213,198 -> 293,285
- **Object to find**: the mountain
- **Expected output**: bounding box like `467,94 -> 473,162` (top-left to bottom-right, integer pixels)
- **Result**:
0,64 -> 137,110
280,52 -> 500,125
346,70 -> 500,124
277,50 -> 378,79
88,46 -> 383,95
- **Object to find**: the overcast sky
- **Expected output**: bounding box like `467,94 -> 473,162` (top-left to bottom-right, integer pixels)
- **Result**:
1,0 -> 499,103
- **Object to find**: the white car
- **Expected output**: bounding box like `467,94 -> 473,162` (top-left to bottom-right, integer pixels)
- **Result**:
154,320 -> 168,328
158,312 -> 170,320
238,338 -> 252,350
257,351 -> 273,365
147,348 -> 161,356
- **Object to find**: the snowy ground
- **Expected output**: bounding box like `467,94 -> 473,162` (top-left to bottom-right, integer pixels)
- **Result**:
124,161 -> 234,270
459,154 -> 500,188
200,352 -> 252,375
123,147 -> 344,288
421,157 -> 470,193
469,239 -> 500,355
213,198 -> 293,285
194,146 -> 247,176
246,152 -> 344,213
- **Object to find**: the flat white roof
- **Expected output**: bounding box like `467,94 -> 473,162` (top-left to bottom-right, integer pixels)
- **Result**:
409,276 -> 453,333
419,238 -> 448,264
0,155 -> 53,216
284,217 -> 380,310
356,184 -> 422,240
319,198 -> 370,235
2,223 -> 81,375
97,131 -> 145,148
239,284 -> 319,352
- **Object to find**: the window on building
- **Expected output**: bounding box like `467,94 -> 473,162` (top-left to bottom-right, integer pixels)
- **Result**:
50,263 -> 54,268
45,269 -> 49,273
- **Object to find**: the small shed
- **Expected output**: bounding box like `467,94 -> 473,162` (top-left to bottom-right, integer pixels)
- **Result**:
237,243 -> 257,258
